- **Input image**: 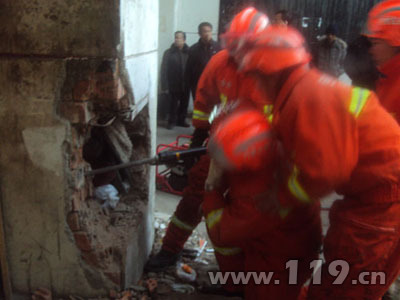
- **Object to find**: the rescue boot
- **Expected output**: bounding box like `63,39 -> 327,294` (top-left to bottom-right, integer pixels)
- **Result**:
144,249 -> 181,272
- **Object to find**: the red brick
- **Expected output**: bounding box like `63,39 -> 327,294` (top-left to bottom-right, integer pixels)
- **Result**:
109,290 -> 118,299
68,168 -> 85,190
67,211 -> 80,232
71,187 -> 86,211
94,74 -> 126,101
104,271 -> 122,286
71,194 -> 81,211
85,181 -> 94,199
74,231 -> 92,251
71,127 -> 85,149
59,102 -> 92,124
69,148 -> 84,170
73,79 -> 94,102
81,251 -> 101,268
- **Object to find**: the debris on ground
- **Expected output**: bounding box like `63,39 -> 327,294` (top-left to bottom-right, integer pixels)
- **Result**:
33,215 -> 240,300
136,214 -> 241,299
176,262 -> 197,282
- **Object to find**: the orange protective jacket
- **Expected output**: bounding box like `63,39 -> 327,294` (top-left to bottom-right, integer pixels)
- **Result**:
192,50 -> 270,130
376,53 -> 400,123
272,66 -> 400,208
202,168 -> 322,300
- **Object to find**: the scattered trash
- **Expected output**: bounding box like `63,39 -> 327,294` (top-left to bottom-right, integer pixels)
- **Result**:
176,262 -> 197,282
139,215 -> 222,298
163,274 -> 176,281
171,283 -> 195,294
129,285 -> 146,292
156,282 -> 172,295
197,238 -> 207,257
94,184 -> 120,209
109,290 -> 118,299
119,290 -> 132,300
146,278 -> 158,293
194,258 -> 209,265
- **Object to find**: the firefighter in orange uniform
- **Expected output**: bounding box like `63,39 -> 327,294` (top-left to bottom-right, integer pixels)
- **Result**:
147,8 -> 270,296
204,107 -> 322,300
236,25 -> 400,299
192,8 -> 273,294
196,8 -> 321,299
365,0 -> 400,122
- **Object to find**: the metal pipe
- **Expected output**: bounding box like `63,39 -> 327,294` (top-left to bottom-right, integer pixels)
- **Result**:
85,156 -> 158,176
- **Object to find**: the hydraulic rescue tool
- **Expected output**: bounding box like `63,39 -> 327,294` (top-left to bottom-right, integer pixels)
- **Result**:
85,147 -> 207,177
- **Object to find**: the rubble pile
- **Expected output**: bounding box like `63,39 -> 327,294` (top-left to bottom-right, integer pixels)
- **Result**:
33,216 -> 240,299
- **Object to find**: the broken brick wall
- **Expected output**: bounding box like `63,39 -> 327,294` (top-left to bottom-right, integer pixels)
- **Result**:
0,0 -> 158,297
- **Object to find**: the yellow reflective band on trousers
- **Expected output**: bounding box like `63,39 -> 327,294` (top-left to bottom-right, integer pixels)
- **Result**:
171,214 -> 195,232
263,104 -> 274,123
193,109 -> 210,121
288,166 -> 311,203
214,246 -> 242,256
263,104 -> 273,115
349,87 -> 370,118
220,93 -> 228,106
206,208 -> 223,230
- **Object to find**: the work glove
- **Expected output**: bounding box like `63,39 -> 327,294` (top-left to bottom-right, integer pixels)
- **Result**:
205,158 -> 224,192
184,128 -> 209,171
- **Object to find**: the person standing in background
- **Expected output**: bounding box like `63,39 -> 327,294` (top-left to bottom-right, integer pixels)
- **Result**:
344,35 -> 379,90
160,31 -> 190,129
185,22 -> 221,101
316,24 -> 347,78
273,9 -> 291,26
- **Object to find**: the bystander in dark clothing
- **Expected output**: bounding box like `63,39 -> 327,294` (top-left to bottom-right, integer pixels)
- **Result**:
185,22 -> 221,100
160,31 -> 190,129
316,24 -> 347,77
344,35 -> 380,90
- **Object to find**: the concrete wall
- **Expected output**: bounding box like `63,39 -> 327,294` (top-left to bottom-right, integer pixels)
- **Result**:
158,0 -> 178,69
120,0 -> 159,287
0,0 -> 120,57
0,0 -> 119,295
0,0 -> 158,297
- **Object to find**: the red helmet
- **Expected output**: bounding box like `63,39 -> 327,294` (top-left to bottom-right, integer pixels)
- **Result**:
208,108 -> 273,171
221,7 -> 270,55
364,0 -> 400,47
239,26 -> 311,75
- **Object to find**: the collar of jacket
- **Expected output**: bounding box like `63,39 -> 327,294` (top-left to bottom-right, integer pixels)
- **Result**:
198,38 -> 216,47
273,64 -> 310,118
170,43 -> 189,52
379,52 -> 400,78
